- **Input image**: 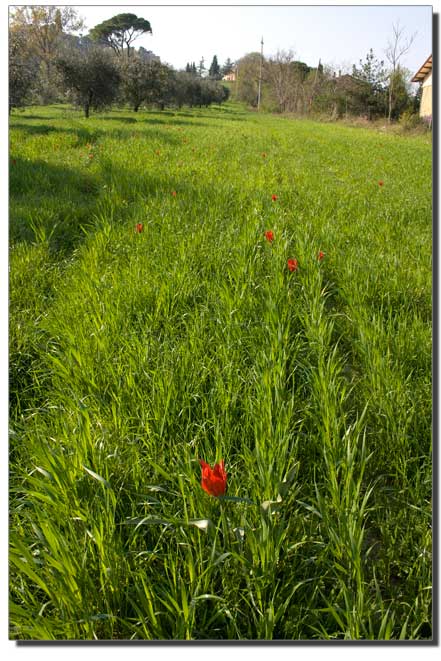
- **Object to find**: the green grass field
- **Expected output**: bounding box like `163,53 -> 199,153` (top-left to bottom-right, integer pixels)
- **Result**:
9,103 -> 432,640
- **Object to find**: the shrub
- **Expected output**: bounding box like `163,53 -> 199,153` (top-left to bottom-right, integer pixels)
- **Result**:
399,109 -> 427,131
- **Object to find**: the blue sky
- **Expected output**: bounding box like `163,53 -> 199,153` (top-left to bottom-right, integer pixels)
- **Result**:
71,2 -> 433,79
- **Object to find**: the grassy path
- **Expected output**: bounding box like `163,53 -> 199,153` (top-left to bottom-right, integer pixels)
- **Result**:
9,103 -> 432,639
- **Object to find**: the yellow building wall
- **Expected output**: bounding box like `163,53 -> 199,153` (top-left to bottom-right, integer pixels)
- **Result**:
420,72 -> 432,117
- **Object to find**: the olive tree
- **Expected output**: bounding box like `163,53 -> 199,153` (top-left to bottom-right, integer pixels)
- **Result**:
56,45 -> 120,117
119,55 -> 170,111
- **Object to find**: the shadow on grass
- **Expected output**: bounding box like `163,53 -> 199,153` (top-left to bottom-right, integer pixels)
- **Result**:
9,156 -> 101,256
136,117 -> 208,128
9,99 -> 249,260
193,112 -> 247,122
10,123 -> 60,136
10,109 -> 63,121
10,120 -> 182,147
11,113 -> 60,121
95,110 -> 206,126
97,115 -> 138,124
213,106 -> 247,115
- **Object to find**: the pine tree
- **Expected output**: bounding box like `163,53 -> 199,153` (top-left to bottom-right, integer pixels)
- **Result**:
209,55 -> 221,80
197,57 -> 205,77
222,58 -> 234,76
351,49 -> 388,118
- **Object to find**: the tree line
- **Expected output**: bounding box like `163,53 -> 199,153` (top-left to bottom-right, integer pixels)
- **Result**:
9,7 -> 230,117
232,22 -> 421,122
184,55 -> 234,79
9,7 -> 423,124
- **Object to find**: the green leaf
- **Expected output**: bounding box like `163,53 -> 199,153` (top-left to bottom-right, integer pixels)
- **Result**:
82,464 -> 110,488
123,516 -> 174,530
33,466 -> 54,481
278,463 -> 299,499
218,495 -> 256,506
211,552 -> 231,567
191,594 -> 225,605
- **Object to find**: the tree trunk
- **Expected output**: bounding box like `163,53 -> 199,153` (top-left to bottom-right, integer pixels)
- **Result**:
388,84 -> 393,122
84,90 -> 93,118
388,68 -> 395,123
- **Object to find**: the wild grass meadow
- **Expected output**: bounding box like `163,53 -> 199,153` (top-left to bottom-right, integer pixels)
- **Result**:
9,103 -> 432,640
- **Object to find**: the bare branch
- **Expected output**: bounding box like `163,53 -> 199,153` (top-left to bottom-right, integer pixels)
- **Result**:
385,20 -> 417,70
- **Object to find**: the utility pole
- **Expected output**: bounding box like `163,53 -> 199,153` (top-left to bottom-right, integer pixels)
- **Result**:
257,35 -> 264,110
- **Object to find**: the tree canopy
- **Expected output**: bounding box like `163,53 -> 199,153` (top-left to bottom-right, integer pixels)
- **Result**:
56,45 -> 120,117
89,13 -> 152,57
9,5 -> 84,62
9,27 -> 39,112
351,49 -> 388,118
9,6 -> 84,103
119,55 -> 170,111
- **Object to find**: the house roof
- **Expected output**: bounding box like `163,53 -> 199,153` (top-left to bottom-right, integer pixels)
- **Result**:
335,73 -> 366,90
411,54 -> 432,82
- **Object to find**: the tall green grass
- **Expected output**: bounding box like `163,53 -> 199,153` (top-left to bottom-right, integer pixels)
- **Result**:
9,103 -> 432,640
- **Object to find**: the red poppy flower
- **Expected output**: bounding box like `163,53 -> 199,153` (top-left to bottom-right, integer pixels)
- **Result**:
271,194 -> 278,201
287,258 -> 298,272
378,180 -> 384,187
199,459 -> 227,497
264,230 -> 274,242
171,191 -> 177,197
318,250 -> 325,261
135,223 -> 143,233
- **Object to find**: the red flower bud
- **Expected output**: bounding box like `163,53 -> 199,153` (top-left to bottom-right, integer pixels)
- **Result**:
271,194 -> 278,201
135,223 -> 143,233
318,250 -> 325,261
199,459 -> 227,497
287,258 -> 298,272
264,230 -> 274,242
